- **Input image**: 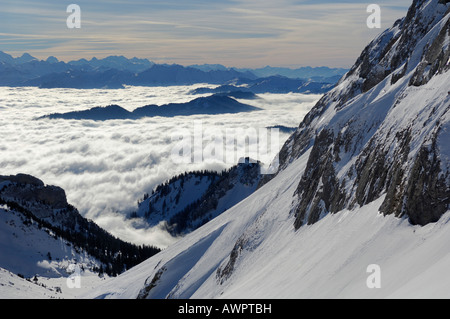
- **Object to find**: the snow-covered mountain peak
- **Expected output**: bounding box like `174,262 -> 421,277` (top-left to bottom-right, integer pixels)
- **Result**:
274,0 -> 450,228
84,0 -> 450,299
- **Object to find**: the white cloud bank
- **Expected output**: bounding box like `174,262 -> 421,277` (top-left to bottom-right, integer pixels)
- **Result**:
0,85 -> 319,248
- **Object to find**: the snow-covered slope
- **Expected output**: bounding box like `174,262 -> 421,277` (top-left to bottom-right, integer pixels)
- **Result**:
0,267 -> 62,299
0,206 -> 100,279
0,204 -> 111,299
85,0 -> 450,299
0,265 -> 112,299
83,152 -> 311,299
0,174 -> 160,295
85,150 -> 450,299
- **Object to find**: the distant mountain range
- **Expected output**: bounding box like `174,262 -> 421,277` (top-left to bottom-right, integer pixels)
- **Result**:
189,64 -> 348,82
191,76 -> 335,95
0,51 -> 348,91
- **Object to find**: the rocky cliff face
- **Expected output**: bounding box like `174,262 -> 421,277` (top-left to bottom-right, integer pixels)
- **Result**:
0,174 -> 69,222
273,0 -> 450,229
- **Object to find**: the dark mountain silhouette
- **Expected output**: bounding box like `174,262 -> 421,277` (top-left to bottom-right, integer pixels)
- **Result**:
40,95 -> 261,121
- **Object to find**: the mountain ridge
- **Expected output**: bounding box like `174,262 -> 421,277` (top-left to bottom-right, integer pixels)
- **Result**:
39,94 -> 261,121
0,173 -> 160,279
0,51 -> 342,91
273,0 -> 450,229
132,159 -> 262,236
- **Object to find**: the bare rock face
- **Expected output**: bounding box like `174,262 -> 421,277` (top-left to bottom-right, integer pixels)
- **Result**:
0,174 -> 68,220
409,16 -> 450,86
397,132 -> 450,225
292,129 -> 346,229
34,185 -> 68,209
216,237 -> 246,285
0,173 -> 44,187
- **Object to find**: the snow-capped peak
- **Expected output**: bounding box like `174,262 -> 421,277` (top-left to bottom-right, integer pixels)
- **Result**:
85,0 -> 450,299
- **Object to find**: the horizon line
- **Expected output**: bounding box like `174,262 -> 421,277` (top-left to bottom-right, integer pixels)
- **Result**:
1,50 -> 351,70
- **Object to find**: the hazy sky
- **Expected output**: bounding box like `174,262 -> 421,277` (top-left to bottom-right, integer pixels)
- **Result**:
1,0 -> 412,68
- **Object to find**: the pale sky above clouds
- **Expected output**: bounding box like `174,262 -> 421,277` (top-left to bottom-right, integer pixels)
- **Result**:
1,0 -> 412,68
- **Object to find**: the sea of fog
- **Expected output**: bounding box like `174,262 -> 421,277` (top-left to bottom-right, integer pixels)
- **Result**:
0,85 -> 320,248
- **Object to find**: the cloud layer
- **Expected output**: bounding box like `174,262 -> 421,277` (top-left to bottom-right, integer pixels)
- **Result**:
0,85 -> 320,248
